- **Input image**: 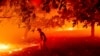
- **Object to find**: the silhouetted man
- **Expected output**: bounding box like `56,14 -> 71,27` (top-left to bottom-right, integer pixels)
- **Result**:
37,28 -> 47,42
37,28 -> 48,55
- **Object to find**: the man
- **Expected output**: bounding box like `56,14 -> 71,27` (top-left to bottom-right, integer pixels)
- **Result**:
37,28 -> 47,42
37,28 -> 48,55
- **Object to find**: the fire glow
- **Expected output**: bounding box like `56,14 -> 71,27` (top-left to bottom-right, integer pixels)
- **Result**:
0,44 -> 10,51
0,43 -> 22,52
0,43 -> 40,53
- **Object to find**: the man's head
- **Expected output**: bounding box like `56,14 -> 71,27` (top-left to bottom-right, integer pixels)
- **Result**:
37,28 -> 42,32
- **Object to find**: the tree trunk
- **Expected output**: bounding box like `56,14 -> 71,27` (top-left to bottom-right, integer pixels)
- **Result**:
91,21 -> 95,37
23,24 -> 31,39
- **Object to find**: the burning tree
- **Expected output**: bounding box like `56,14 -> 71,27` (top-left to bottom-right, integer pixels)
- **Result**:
68,0 -> 100,37
2,0 -> 68,38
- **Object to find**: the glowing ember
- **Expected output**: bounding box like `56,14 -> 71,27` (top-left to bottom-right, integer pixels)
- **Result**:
8,48 -> 23,54
0,43 -> 40,55
56,27 -> 74,31
0,44 -> 10,51
67,27 -> 74,31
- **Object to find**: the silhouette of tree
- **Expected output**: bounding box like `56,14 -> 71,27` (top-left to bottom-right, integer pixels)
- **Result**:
0,0 -> 68,28
70,0 -> 100,37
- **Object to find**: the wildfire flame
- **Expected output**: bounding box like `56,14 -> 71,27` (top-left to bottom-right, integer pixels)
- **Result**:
0,44 -> 10,51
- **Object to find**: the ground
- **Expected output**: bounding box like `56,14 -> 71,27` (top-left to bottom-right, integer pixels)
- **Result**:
1,36 -> 100,56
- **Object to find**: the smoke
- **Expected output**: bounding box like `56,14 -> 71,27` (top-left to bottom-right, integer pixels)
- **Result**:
0,19 -> 25,43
